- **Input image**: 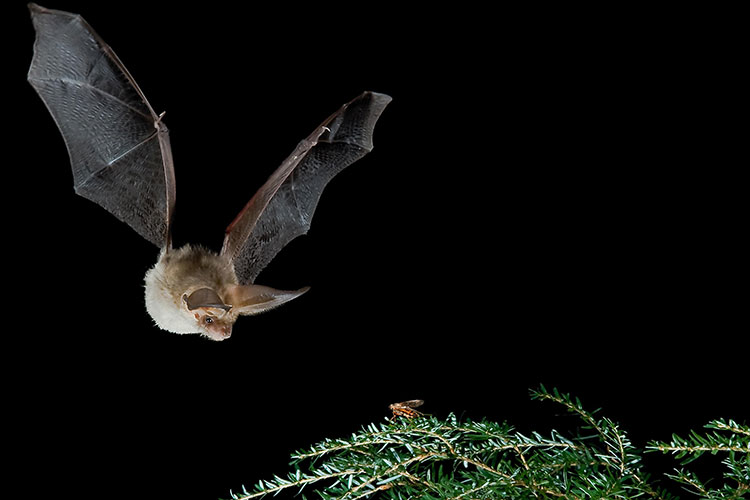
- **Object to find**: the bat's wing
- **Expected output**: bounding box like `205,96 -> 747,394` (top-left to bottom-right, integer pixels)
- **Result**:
27,3 -> 175,248
221,91 -> 391,284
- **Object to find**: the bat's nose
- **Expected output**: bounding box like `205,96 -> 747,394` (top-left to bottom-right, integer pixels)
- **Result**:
217,324 -> 232,339
206,322 -> 232,341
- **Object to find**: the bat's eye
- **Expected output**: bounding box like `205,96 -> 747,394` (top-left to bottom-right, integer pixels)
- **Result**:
204,316 -> 214,325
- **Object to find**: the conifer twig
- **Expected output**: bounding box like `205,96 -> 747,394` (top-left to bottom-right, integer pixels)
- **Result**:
225,388 -> 748,500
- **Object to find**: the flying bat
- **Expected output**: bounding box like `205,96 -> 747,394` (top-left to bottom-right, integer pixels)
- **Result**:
27,3 -> 391,341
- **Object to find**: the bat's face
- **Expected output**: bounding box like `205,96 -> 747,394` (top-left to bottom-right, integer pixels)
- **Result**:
144,279 -> 238,341
190,306 -> 235,341
181,287 -> 235,341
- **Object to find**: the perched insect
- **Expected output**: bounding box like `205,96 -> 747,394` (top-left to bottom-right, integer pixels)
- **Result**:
389,400 -> 424,420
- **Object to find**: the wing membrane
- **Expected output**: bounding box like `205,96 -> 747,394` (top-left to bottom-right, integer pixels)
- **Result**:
223,91 -> 391,284
28,3 -> 175,247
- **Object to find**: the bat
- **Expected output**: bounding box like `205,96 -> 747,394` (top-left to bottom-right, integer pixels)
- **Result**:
27,4 -> 391,341
389,400 -> 424,419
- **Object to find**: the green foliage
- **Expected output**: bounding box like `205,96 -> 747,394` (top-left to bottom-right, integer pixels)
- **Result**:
648,418 -> 750,499
225,386 -> 748,500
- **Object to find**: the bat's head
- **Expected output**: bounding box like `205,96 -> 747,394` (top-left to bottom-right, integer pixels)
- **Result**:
144,246 -> 310,341
182,288 -> 235,341
144,280 -> 236,341
171,283 -> 310,341
179,283 -> 310,341
192,308 -> 234,341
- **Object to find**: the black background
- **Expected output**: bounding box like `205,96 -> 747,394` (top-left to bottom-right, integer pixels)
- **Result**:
6,1 -> 746,499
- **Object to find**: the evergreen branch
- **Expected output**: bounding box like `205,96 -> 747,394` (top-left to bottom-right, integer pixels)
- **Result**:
530,385 -> 603,434
446,480 -> 495,500
345,451 -> 445,499
648,417 -> 750,499
648,419 -> 750,462
707,419 -> 750,438
664,469 -> 714,498
226,387 -> 747,500
227,469 -> 364,500
530,386 -> 642,482
292,438 -> 400,461
651,443 -> 750,454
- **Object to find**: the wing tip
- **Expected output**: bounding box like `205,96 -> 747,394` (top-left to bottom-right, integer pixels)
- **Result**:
28,3 -> 78,18
361,90 -> 393,110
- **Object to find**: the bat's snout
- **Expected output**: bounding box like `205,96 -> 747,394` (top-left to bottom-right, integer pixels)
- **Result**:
204,320 -> 233,341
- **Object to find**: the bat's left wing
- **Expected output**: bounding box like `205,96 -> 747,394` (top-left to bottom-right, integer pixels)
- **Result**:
27,3 -> 175,248
222,91 -> 391,284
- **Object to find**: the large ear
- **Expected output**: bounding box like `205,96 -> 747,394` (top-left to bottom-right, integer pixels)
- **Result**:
225,284 -> 310,316
183,288 -> 231,311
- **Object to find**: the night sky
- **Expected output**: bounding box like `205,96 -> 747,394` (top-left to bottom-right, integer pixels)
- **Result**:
8,1 -> 746,499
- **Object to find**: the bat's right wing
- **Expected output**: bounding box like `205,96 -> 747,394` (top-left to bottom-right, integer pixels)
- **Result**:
222,91 -> 391,284
27,3 -> 175,248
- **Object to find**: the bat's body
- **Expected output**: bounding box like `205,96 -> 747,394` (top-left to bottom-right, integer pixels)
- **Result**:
145,247 -> 238,339
144,245 -> 308,340
27,4 -> 390,340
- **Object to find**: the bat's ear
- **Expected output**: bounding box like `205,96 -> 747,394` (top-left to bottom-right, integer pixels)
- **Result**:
183,288 -> 231,311
225,284 -> 310,316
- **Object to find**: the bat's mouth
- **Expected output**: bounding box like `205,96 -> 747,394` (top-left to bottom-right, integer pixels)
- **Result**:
204,323 -> 232,341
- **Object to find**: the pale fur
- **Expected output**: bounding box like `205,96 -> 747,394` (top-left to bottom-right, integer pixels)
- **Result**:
144,245 -> 238,334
